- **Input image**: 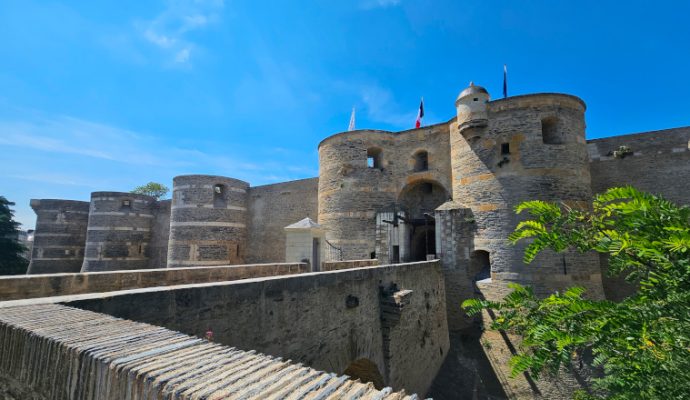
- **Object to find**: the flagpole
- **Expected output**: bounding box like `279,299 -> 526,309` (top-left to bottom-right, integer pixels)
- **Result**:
503,64 -> 508,98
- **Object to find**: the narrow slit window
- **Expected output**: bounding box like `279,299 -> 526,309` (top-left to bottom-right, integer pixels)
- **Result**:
501,143 -> 510,155
367,148 -> 382,169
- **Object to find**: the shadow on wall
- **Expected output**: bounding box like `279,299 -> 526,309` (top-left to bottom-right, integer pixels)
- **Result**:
343,358 -> 386,390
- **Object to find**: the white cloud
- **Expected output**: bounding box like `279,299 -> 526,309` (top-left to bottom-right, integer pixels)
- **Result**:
138,0 -> 224,65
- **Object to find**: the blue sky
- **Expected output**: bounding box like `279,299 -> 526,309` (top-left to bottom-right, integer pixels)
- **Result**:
2,0 -> 690,229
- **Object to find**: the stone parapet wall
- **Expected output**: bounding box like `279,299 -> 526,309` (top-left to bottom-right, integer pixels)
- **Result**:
321,259 -> 379,271
64,260 -> 449,396
0,263 -> 307,301
0,304 -> 415,399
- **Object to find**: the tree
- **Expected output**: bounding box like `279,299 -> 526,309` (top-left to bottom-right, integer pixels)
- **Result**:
131,182 -> 169,200
462,187 -> 690,400
0,196 -> 29,275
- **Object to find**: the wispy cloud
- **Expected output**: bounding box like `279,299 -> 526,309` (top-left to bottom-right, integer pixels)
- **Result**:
359,83 -> 416,128
360,0 -> 401,10
137,0 -> 225,65
0,108 -> 318,184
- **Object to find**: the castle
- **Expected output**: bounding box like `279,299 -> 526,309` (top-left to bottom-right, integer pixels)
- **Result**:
8,82 -> 690,398
27,82 -> 690,299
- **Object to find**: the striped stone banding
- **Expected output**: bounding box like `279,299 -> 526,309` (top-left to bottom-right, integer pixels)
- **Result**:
85,226 -> 151,231
91,197 -> 150,203
167,260 -> 241,266
82,257 -> 149,261
89,212 -> 155,218
33,209 -> 90,214
173,204 -> 247,211
173,184 -> 247,193
170,222 -> 246,228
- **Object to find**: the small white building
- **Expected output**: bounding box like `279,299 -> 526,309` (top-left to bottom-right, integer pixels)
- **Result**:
284,217 -> 327,272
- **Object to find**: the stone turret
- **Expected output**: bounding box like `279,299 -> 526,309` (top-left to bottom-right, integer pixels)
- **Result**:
455,82 -> 490,129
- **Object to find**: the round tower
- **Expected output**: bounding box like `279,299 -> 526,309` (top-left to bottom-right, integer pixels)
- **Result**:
451,83 -> 602,297
27,199 -> 90,274
81,192 -> 155,272
167,175 -> 249,268
318,131 -> 398,260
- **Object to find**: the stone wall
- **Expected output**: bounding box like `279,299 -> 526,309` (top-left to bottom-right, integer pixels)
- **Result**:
148,199 -> 171,268
246,178 -> 319,264
0,263 -> 306,301
64,261 -> 449,396
0,304 -> 415,399
588,126 -> 690,301
321,259 -> 379,271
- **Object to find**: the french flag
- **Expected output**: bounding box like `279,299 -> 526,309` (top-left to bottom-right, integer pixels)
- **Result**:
415,98 -> 424,128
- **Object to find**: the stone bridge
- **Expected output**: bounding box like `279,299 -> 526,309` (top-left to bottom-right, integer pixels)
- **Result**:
0,261 -> 449,398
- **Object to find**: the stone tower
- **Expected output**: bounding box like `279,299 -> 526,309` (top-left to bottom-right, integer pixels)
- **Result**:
81,192 -> 155,272
167,175 -> 249,268
27,199 -> 90,274
446,82 -> 604,300
436,83 -> 603,329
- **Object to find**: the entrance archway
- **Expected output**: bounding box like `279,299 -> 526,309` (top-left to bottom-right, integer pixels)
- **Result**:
343,358 -> 385,389
398,180 -> 448,262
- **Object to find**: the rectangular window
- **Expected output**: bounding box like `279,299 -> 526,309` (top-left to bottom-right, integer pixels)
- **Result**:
501,143 -> 510,155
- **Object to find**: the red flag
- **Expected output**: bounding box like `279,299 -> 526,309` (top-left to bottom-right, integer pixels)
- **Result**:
415,98 -> 424,128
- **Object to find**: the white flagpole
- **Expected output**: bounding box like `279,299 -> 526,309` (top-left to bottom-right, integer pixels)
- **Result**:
348,107 -> 356,131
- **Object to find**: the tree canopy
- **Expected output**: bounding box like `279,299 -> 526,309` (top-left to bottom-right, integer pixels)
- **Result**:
131,182 -> 170,200
0,196 -> 29,275
462,187 -> 690,400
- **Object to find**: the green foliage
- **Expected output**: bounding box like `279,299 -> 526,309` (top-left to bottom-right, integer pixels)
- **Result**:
0,196 -> 28,275
462,187 -> 690,399
131,182 -> 170,200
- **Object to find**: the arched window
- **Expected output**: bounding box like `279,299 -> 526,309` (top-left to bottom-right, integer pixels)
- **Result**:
413,150 -> 429,172
541,117 -> 563,144
367,148 -> 382,169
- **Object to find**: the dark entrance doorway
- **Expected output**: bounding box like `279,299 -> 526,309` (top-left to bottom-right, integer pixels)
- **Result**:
410,220 -> 435,261
398,180 -> 448,262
